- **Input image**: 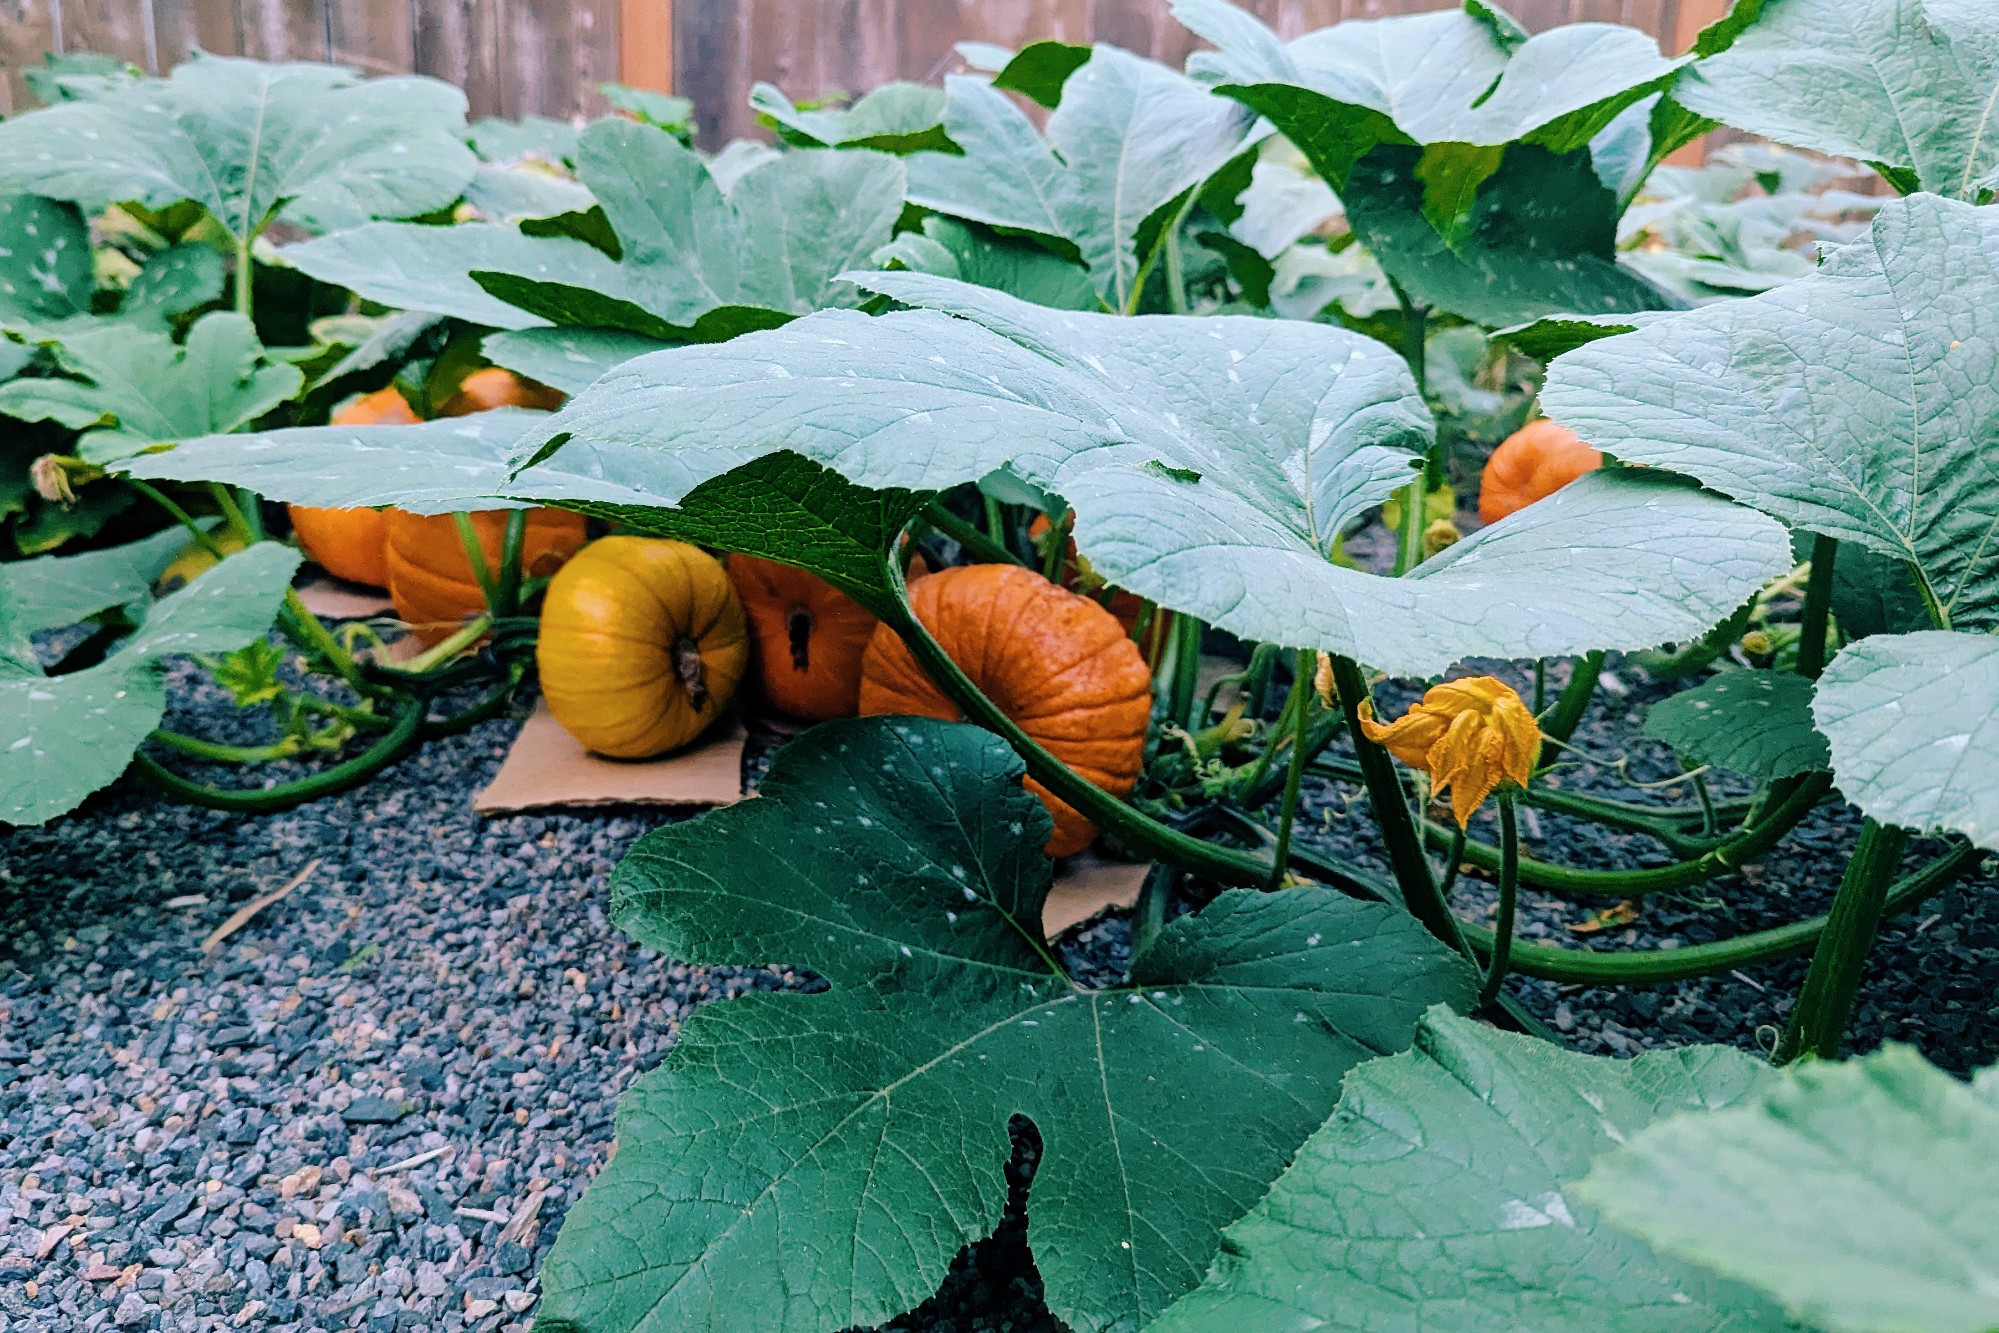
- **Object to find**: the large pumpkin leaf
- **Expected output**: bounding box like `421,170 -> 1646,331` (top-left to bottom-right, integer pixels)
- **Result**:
1174,0 -> 1693,325
505,271 -> 1790,677
120,411 -> 550,514
533,715 -> 1475,1333
875,215 -> 1099,312
283,120 -> 905,341
481,328 -> 669,396
0,55 -> 476,243
0,312 -> 303,463
1644,669 -> 1832,781
1578,1043 -> 1999,1333
0,194 -> 92,324
1,523 -> 211,634
903,50 -> 1257,312
1145,1008 -> 1787,1333
1811,631 -> 1999,853
1677,0 -> 1999,200
750,81 -> 953,153
1542,193 -> 1999,635
0,541 -> 299,826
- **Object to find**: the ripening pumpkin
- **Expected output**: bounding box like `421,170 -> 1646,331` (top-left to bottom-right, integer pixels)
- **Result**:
1027,514 -> 1145,635
439,367 -> 565,418
858,563 -> 1152,857
286,386 -> 420,587
157,530 -> 248,592
1478,419 -> 1603,524
538,537 -> 750,758
727,554 -> 882,721
384,508 -> 587,640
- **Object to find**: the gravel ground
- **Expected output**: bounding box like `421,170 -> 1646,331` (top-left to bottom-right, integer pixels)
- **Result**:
5,634 -> 1995,1333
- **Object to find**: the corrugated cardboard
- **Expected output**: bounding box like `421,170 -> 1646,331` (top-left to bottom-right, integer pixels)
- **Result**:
294,575 -> 395,620
475,701 -> 747,813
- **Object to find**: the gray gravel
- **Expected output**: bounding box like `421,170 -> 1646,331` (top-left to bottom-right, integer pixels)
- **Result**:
0,665 -> 799,1333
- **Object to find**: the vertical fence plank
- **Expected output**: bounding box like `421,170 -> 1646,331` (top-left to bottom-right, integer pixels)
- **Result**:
327,0 -> 412,74
413,0 -> 499,115
568,0 -> 617,114
152,0 -> 238,67
61,0 -> 154,64
237,0 -> 326,60
2,0 -> 60,109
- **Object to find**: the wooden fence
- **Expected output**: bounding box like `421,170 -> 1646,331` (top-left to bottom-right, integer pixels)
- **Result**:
3,0 -> 1726,143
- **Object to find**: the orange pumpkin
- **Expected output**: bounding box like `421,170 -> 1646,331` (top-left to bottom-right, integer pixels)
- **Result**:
539,537 -> 750,758
384,508 -> 587,640
1028,514 -> 1145,635
728,555 -> 883,721
1478,419 -> 1603,524
858,563 -> 1152,858
286,386 -> 420,588
439,367 -> 565,417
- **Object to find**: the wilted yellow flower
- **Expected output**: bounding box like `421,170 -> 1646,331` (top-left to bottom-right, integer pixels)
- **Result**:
1359,676 -> 1539,827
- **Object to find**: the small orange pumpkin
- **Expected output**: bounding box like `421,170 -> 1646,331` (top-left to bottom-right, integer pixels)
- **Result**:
1027,514 -> 1145,635
858,563 -> 1152,858
287,386 -> 420,588
384,508 -> 588,640
438,367 -> 565,417
1478,419 -> 1603,524
538,537 -> 750,758
728,555 -> 883,721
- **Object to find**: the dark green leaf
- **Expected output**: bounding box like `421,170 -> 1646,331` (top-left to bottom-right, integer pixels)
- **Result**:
1147,1008 -> 1787,1332
534,715 -> 1475,1332
992,40 -> 1093,108
874,215 -> 1098,311
751,81 -> 954,152
1643,669 -> 1831,780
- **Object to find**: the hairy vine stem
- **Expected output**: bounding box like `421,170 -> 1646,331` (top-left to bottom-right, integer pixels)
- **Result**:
1776,818 -> 1911,1062
135,695 -> 424,813
1268,651 -> 1315,889
1477,789 -> 1521,1006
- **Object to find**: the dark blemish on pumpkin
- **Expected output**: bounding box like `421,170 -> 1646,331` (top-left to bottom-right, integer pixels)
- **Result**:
674,637 -> 710,711
787,605 -> 813,672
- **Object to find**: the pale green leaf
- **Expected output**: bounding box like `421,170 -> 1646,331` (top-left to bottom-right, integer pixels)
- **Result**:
874,215 -> 1098,311
117,242 -> 227,327
460,162 -> 595,223
0,522 -> 209,634
509,271 -> 1791,677
904,50 -> 1256,310
0,55 -> 477,243
750,81 -> 953,152
470,114 -> 579,164
284,120 -> 904,338
1812,630 -> 1999,852
534,715 -> 1475,1333
0,312 -> 303,462
119,410 -> 550,514
1146,1008 -> 1786,1333
1677,0 -> 1999,200
1543,194 -> 1999,634
597,84 -> 694,135
1579,1043 -> 1999,1333
1644,669 -> 1831,780
0,541 -> 299,826
482,327 -> 668,395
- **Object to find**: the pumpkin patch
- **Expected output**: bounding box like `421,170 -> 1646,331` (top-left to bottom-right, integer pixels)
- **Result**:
858,563 -> 1152,857
538,536 -> 750,758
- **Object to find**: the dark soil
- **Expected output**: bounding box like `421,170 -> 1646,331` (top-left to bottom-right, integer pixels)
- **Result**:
3,634 -> 1992,1333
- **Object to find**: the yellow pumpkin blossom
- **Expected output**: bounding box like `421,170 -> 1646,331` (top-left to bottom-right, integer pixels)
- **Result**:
1359,676 -> 1540,827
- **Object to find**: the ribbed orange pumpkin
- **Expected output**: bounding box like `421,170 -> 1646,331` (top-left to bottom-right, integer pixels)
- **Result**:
1027,514 -> 1145,635
439,367 -> 565,417
728,554 -> 883,721
539,537 -> 750,758
384,508 -> 587,640
858,563 -> 1152,858
1478,419 -> 1603,523
287,386 -> 419,587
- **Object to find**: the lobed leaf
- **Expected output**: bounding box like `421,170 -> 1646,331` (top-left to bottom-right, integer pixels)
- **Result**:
1579,1043 -> 1999,1333
0,55 -> 476,242
0,541 -> 300,826
534,716 -> 1475,1333
1146,1007 -> 1787,1332
1643,669 -> 1831,781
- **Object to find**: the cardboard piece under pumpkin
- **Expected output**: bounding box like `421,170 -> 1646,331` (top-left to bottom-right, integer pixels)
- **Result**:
293,574 -> 394,621
473,703 -> 1148,941
475,701 -> 747,813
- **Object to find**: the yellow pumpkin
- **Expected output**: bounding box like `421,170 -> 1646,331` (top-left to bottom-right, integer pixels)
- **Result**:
537,537 -> 750,758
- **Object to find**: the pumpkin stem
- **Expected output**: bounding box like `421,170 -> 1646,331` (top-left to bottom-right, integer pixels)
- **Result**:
785,606 -> 813,672
674,637 -> 710,711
